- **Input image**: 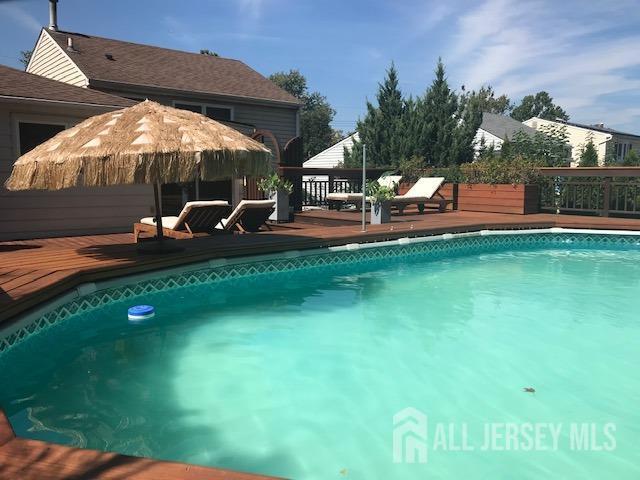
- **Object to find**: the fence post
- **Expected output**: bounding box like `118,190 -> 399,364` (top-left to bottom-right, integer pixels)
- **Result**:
601,177 -> 611,217
452,183 -> 459,210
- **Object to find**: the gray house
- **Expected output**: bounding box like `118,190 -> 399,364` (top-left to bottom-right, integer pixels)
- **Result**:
0,3 -> 301,240
473,112 -> 537,155
0,65 -> 143,240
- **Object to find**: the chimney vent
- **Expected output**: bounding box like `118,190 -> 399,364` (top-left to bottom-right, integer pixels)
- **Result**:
67,37 -> 74,51
48,0 -> 58,31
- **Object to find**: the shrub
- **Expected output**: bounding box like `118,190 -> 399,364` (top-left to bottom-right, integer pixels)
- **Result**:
459,156 -> 542,184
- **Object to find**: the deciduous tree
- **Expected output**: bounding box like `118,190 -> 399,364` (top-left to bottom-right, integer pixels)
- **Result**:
269,69 -> 338,159
511,91 -> 569,122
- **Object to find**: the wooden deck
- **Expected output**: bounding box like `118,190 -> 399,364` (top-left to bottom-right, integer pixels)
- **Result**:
2,208 -> 640,479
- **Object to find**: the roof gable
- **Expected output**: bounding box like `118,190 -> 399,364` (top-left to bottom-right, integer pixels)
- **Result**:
531,117 -> 640,139
480,112 -> 537,140
46,29 -> 301,106
0,64 -> 135,108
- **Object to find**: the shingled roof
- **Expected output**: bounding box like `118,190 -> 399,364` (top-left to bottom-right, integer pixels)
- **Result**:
46,29 -> 301,107
0,64 -> 135,108
480,112 -> 537,140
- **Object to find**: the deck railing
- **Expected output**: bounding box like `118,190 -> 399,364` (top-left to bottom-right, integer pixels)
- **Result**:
539,167 -> 640,217
280,166 -> 390,209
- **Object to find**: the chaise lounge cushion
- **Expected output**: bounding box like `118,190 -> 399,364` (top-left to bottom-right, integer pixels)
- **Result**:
392,177 -> 444,202
326,175 -> 402,203
140,200 -> 230,231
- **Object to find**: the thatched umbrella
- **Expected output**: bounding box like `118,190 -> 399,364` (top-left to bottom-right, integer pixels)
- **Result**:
5,100 -> 272,251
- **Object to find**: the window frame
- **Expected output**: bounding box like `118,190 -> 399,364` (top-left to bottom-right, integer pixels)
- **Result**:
12,114 -> 74,157
171,100 -> 234,122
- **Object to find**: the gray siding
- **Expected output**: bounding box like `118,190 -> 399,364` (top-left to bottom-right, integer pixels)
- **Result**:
0,102 -> 153,241
95,86 -> 298,157
27,30 -> 88,87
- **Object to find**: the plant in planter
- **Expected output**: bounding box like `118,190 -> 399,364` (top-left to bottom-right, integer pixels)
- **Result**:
257,173 -> 294,222
457,156 -> 542,214
367,180 -> 396,224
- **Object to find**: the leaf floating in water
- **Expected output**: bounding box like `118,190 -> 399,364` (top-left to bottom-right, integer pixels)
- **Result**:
340,468 -> 348,476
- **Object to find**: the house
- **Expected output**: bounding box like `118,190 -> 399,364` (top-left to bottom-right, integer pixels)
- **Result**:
24,1 -> 301,207
474,112 -> 537,155
523,117 -> 640,166
303,133 -> 359,169
0,64 -> 146,240
0,2 -> 301,240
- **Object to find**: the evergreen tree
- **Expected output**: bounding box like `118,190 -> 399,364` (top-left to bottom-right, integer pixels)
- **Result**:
451,90 -> 483,164
345,63 -> 407,167
579,135 -> 599,167
415,59 -> 459,166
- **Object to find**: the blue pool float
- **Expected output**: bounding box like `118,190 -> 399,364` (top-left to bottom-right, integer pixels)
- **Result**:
128,305 -> 155,321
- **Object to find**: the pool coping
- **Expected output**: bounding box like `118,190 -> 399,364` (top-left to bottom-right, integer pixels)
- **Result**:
3,226 -> 640,346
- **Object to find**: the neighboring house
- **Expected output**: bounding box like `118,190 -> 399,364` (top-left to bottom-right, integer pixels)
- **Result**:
0,64 -> 149,240
523,117 -> 640,166
302,133 -> 358,191
303,133 -> 359,169
474,112 -> 537,155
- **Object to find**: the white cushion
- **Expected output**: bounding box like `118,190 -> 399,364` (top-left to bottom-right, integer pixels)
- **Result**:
394,177 -> 444,201
378,175 -> 402,189
217,199 -> 275,230
140,200 -> 229,231
140,216 -> 180,230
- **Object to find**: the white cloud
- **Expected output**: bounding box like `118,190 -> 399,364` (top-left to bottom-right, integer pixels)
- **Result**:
237,0 -> 265,22
447,0 -> 640,129
0,2 -> 41,33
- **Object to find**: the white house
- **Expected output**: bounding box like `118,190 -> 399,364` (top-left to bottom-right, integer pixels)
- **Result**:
523,117 -> 640,166
303,133 -> 358,169
474,112 -> 537,155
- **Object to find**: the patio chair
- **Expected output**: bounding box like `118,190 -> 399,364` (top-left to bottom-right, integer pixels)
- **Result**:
134,200 -> 231,242
216,199 -> 276,233
327,175 -> 402,210
391,177 -> 452,214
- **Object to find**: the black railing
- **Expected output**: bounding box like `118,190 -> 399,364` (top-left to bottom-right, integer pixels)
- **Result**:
539,167 -> 640,217
280,167 -> 389,209
302,179 -> 362,206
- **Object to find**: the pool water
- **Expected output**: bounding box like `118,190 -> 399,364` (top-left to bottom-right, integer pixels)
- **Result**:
1,242 -> 639,479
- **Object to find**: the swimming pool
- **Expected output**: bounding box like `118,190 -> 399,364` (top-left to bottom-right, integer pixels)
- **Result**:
1,231 -> 639,479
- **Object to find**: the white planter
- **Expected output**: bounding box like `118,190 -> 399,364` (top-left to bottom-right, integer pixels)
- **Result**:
269,191 -> 290,222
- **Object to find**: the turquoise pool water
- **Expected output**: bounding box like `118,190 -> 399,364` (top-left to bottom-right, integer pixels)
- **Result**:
1,234 -> 639,479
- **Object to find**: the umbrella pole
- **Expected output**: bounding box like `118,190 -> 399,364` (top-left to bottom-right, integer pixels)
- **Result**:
138,181 -> 183,254
153,181 -> 164,243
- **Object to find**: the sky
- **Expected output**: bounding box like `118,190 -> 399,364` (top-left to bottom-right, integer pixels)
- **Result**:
1,0 -> 640,134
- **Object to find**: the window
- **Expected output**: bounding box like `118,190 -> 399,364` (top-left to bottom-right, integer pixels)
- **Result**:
205,106 -> 232,121
615,141 -> 633,161
173,101 -> 233,121
18,122 -> 65,155
174,102 -> 202,114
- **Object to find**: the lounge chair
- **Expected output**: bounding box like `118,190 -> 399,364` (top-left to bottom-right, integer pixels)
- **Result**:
327,175 -> 402,210
391,177 -> 452,214
216,199 -> 275,233
134,200 -> 231,242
